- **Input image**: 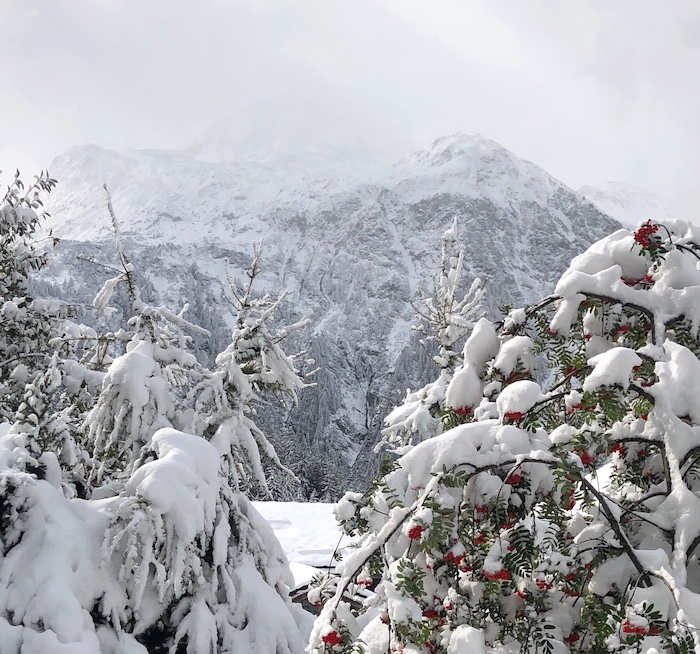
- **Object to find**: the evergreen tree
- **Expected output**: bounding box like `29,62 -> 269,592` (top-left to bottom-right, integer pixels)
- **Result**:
378,218 -> 485,453
310,219 -> 700,654
0,170 -> 58,420
0,170 -> 97,494
83,188 -> 207,491
190,243 -> 311,494
1,184 -> 313,653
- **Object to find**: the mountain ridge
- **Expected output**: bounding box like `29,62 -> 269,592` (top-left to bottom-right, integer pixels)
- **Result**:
38,132 -> 622,494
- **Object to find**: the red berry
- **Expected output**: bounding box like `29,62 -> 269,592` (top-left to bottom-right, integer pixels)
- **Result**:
621,619 -> 648,635
321,629 -> 343,646
576,448 -> 595,465
566,403 -> 582,415
506,471 -> 522,484
407,525 -> 423,540
444,551 -> 465,566
633,220 -> 659,248
499,512 -> 516,529
622,276 -> 643,287
563,492 -> 576,511
504,411 -> 524,420
564,632 -> 580,645
483,567 -> 510,580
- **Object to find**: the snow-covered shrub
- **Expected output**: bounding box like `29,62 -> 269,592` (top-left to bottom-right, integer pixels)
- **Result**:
85,197 -> 311,496
379,219 -> 485,452
82,189 -> 207,490
311,220 -> 700,654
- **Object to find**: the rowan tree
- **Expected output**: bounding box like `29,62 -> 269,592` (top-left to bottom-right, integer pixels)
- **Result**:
310,219 -> 700,654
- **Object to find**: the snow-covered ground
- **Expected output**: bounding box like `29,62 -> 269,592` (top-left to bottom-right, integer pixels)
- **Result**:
253,501 -> 352,589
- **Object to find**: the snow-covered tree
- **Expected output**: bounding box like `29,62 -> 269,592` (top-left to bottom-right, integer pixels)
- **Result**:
378,218 -> 484,453
96,239 -> 313,651
0,170 -> 100,494
0,170 -> 58,420
82,188 -> 208,491
1,185 -> 313,653
191,243 -> 312,495
310,220 -> 700,654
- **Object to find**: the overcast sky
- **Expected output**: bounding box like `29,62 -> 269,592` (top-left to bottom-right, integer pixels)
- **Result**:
2,0 -> 699,218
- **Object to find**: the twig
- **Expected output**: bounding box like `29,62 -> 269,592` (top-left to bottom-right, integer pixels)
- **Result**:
581,477 -> 650,585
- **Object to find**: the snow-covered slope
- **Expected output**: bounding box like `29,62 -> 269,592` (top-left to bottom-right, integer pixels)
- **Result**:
40,133 -> 621,488
579,181 -> 671,229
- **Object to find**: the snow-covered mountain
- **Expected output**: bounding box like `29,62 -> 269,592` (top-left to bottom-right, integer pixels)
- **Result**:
40,132 -> 621,491
579,180 -> 671,229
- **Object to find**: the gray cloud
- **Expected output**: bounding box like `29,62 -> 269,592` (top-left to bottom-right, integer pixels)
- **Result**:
1,0 -> 699,218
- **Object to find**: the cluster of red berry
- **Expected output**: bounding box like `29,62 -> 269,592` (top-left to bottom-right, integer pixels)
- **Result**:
575,448 -> 595,466
443,550 -> 465,566
633,220 -> 659,248
321,629 -> 343,646
483,567 -> 510,580
407,524 -> 423,539
621,619 -> 654,635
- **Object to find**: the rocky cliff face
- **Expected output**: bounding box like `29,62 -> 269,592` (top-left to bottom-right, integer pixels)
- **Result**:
39,132 -> 621,494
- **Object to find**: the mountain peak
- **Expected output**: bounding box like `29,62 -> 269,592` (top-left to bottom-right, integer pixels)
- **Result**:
405,133 -> 506,168
387,132 -> 564,211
